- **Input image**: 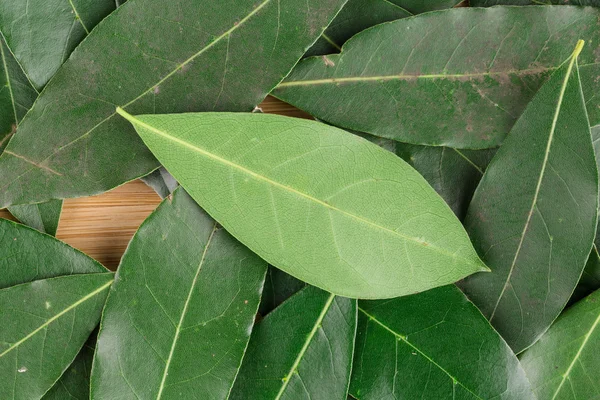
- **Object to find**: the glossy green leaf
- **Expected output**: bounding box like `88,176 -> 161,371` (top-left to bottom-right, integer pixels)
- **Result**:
42,333 -> 97,400
391,0 -> 462,13
0,0 -> 117,90
306,0 -> 411,57
459,42 -> 598,353
8,200 -> 63,236
0,0 -> 346,209
118,110 -> 488,299
273,6 -> 600,149
91,188 -> 267,399
472,0 -> 600,5
364,134 -> 496,220
520,288 -> 600,399
230,286 -> 357,400
350,285 -> 534,400
140,167 -> 178,199
0,273 -> 113,400
259,267 -> 306,316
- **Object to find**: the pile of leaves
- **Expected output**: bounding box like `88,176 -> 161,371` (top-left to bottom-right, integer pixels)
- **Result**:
1,0 -> 600,399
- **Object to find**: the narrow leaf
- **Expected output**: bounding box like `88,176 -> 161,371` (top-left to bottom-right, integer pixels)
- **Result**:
0,273 -> 113,400
459,41 -> 598,352
520,288 -> 600,399
117,110 -> 488,299
306,0 -> 411,57
0,0 -> 118,90
350,286 -> 534,400
230,286 -> 357,400
273,6 -> 600,148
0,0 -> 347,209
91,188 -> 267,399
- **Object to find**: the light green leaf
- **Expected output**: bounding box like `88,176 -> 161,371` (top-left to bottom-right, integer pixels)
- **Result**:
117,110 -> 488,299
459,41 -> 598,352
520,288 -> 600,399
0,0 -> 347,209
273,6 -> 600,149
91,188 -> 267,399
230,286 -> 357,400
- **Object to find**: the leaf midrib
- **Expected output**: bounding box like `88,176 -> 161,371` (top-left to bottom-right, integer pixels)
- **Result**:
358,307 -> 484,400
0,39 -> 19,125
117,108 -> 486,272
489,43 -> 582,322
155,222 -> 218,399
275,293 -> 336,400
0,274 -> 113,358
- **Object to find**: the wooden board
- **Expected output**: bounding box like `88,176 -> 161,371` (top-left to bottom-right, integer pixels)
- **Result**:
0,96 -> 309,270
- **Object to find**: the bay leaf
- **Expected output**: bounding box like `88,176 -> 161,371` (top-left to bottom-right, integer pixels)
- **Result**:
306,0 -> 411,57
0,0 -> 347,209
8,200 -> 63,236
273,6 -> 600,149
350,285 -> 534,400
259,267 -> 306,316
472,0 -> 600,5
391,0 -> 462,13
90,188 -> 267,399
459,41 -> 598,353
520,288 -> 600,399
140,167 -> 178,199
117,110 -> 488,299
0,273 -> 113,400
0,0 -> 117,90
230,286 -> 357,400
42,333 -> 97,400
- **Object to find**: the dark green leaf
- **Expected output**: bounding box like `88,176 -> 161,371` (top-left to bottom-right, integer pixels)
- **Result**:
472,0 -> 600,6
0,273 -> 113,400
140,167 -> 178,199
350,286 -> 534,399
259,267 -> 306,316
118,110 -> 488,299
0,0 -> 347,209
520,288 -> 600,399
0,0 -> 117,90
273,6 -> 600,148
459,42 -> 598,352
570,246 -> 600,306
230,286 -> 357,399
306,0 -> 411,57
8,200 -> 63,236
42,333 -> 97,400
390,0 -> 462,13
91,188 -> 267,399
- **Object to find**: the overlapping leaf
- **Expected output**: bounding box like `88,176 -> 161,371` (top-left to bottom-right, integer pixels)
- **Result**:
459,41 -> 598,352
273,6 -> 600,148
0,0 -> 347,209
259,267 -> 306,316
118,110 -> 488,298
350,285 -> 534,399
8,200 -> 63,236
230,286 -> 356,399
472,0 -> 600,5
520,289 -> 600,399
392,0 -> 462,13
91,188 -> 267,399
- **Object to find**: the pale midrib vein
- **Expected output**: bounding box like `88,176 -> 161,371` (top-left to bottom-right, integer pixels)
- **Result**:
116,108 -> 485,270
320,33 -> 342,51
0,278 -> 113,358
155,223 -> 218,400
275,293 -> 335,400
358,307 -> 484,400
451,148 -> 484,175
552,311 -> 600,399
0,41 -> 19,125
6,0 -> 273,174
67,0 -> 90,34
489,42 -> 582,322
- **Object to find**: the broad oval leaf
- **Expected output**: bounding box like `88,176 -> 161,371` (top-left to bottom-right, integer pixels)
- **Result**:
0,0 -> 346,209
273,6 -> 600,149
0,273 -> 113,400
117,110 -> 488,299
306,0 -> 411,57
230,286 -> 357,399
520,288 -> 600,399
91,188 -> 267,399
459,42 -> 598,352
350,285 -> 534,400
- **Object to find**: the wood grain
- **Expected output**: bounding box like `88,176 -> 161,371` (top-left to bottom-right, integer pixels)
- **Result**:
0,96 -> 308,269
